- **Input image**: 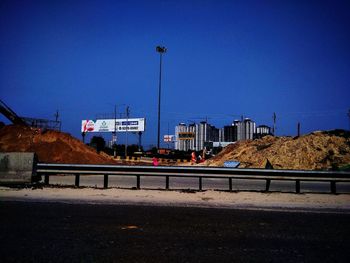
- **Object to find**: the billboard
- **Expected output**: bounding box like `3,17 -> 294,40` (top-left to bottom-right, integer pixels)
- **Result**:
164,135 -> 175,142
178,132 -> 195,140
81,118 -> 145,133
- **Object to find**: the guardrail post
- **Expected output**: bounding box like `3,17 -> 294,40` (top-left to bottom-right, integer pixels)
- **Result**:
104,174 -> 108,189
75,174 -> 80,187
35,164 -> 350,194
166,175 -> 169,190
330,181 -> 336,194
44,175 -> 49,185
265,179 -> 271,192
136,175 -> 140,189
296,180 -> 301,194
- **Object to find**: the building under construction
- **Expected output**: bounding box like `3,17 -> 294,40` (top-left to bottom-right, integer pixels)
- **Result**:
175,122 -> 219,151
175,118 -> 271,151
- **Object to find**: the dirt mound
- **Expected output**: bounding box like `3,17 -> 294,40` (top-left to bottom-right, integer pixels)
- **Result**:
0,125 -> 118,164
206,130 -> 350,170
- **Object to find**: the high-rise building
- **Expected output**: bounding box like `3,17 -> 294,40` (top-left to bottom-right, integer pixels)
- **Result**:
175,118 -> 270,151
188,123 -> 196,150
175,122 -> 219,151
244,118 -> 256,140
175,123 -> 187,151
231,118 -> 256,141
195,122 -> 209,151
255,125 -> 271,139
223,125 -> 235,142
232,120 -> 243,141
219,128 -> 224,143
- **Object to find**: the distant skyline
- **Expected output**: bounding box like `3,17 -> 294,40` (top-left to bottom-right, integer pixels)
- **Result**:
1,0 -> 349,149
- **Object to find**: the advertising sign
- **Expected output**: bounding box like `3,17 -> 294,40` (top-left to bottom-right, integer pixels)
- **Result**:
178,132 -> 195,140
81,118 -> 145,133
164,135 -> 174,142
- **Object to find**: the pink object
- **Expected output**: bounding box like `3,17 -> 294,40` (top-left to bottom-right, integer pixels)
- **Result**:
152,157 -> 159,166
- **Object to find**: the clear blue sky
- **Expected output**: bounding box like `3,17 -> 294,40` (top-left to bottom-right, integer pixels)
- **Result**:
1,0 -> 349,149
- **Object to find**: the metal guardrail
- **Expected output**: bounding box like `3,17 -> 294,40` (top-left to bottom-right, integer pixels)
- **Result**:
36,163 -> 350,194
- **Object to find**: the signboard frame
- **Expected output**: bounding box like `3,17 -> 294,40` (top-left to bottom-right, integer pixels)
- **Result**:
178,132 -> 195,140
81,118 -> 145,133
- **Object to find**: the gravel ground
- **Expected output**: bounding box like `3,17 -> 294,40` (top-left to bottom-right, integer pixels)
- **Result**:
1,186 -> 350,212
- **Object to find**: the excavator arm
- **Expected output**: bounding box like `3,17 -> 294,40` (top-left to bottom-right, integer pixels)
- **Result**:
0,99 -> 27,126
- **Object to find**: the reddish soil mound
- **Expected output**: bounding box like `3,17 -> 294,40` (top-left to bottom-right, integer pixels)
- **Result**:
205,131 -> 350,170
0,125 -> 118,164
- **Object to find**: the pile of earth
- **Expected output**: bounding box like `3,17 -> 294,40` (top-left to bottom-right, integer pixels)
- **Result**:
205,130 -> 350,170
0,124 -> 119,164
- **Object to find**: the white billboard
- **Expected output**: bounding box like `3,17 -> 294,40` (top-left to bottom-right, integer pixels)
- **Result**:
81,118 -> 145,133
164,135 -> 175,142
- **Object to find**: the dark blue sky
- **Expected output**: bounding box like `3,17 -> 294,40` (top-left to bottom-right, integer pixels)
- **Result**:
1,0 -> 349,148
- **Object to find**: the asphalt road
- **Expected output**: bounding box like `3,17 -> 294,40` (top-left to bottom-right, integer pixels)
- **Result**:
1,201 -> 349,262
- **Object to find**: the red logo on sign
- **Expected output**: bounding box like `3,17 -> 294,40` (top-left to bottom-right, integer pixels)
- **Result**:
83,120 -> 95,132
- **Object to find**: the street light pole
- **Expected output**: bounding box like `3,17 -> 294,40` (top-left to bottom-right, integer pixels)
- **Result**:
156,46 -> 167,151
113,105 -> 117,157
125,106 -> 130,158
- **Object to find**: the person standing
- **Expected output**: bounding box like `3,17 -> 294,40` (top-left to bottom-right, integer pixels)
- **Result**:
152,157 -> 159,166
191,151 -> 196,165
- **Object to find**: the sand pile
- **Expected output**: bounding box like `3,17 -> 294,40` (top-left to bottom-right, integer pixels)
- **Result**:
0,125 -> 118,164
205,130 -> 350,170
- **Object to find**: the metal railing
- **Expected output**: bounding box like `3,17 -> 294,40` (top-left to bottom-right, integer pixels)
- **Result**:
36,163 -> 350,194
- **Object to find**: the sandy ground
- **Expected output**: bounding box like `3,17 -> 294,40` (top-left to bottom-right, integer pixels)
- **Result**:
1,186 -> 350,212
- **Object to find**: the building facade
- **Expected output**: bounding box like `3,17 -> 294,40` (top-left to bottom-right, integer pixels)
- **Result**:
255,125 -> 272,139
175,122 -> 219,151
227,118 -> 256,142
175,118 -> 270,151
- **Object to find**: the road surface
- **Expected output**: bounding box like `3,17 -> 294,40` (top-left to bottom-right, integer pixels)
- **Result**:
1,201 -> 349,262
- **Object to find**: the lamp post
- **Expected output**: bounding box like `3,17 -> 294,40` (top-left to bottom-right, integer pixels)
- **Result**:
156,46 -> 167,151
125,105 -> 130,158
113,105 -> 117,157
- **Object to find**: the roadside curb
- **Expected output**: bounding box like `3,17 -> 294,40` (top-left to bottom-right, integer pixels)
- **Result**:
1,187 -> 349,213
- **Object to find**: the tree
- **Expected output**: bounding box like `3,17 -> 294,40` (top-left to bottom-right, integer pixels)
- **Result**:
90,136 -> 106,153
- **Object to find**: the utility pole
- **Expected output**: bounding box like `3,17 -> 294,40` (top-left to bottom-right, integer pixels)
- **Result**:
54,110 -> 61,131
167,122 -> 170,150
125,106 -> 130,158
156,46 -> 167,152
240,115 -> 244,141
272,112 -> 276,136
297,122 -> 300,137
54,110 -> 59,122
113,105 -> 117,158
138,131 -> 142,152
347,109 -> 350,130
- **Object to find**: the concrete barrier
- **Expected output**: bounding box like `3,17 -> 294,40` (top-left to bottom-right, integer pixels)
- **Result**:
0,152 -> 39,184
140,157 -> 153,163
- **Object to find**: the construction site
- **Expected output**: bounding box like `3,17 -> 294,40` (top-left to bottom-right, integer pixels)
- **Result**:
1,99 -> 350,170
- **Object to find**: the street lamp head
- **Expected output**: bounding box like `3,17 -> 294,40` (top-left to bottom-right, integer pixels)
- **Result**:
156,46 -> 167,53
